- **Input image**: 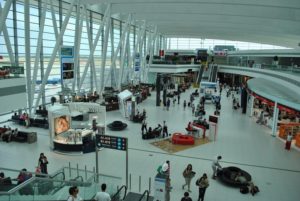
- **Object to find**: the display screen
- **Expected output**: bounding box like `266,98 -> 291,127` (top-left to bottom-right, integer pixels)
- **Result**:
61,47 -> 73,57
54,115 -> 70,135
62,63 -> 74,71
63,71 -> 74,79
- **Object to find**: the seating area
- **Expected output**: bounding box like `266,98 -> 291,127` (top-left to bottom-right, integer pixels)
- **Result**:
0,127 -> 37,143
132,115 -> 145,123
171,133 -> 195,145
11,115 -> 49,129
100,95 -> 119,111
217,166 -> 252,187
142,128 -> 161,140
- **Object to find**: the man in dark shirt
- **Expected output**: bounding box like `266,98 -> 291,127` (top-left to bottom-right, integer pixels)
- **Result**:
181,192 -> 192,201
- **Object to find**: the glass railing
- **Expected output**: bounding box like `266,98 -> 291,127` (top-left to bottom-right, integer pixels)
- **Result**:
224,63 -> 300,74
0,166 -> 122,201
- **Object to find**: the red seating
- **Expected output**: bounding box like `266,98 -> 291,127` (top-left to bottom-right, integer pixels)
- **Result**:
172,133 -> 195,145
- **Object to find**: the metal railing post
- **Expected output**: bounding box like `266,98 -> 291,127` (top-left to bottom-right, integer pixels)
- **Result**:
76,163 -> 79,177
139,175 -> 141,192
129,174 -> 131,190
69,162 -> 71,178
149,177 -> 151,193
85,165 -> 87,181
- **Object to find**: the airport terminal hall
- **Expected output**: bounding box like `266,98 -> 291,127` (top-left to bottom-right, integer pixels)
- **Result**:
1,0 -> 300,201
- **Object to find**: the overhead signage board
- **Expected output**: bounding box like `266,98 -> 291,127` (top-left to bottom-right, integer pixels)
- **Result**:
134,53 -> 140,72
96,134 -> 127,151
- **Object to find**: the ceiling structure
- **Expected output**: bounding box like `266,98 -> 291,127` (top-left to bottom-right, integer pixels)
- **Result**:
83,0 -> 300,49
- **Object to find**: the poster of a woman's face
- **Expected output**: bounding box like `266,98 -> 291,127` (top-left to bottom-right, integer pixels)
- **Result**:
54,116 -> 70,135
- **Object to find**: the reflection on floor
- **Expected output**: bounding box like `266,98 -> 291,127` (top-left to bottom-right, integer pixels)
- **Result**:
1,87 -> 300,201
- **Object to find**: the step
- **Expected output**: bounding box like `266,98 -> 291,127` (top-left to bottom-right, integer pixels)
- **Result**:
123,192 -> 154,201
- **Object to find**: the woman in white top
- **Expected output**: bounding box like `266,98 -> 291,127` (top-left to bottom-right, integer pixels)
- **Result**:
94,183 -> 111,201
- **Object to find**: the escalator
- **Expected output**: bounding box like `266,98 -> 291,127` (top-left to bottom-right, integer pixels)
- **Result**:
209,64 -> 218,82
196,65 -> 205,84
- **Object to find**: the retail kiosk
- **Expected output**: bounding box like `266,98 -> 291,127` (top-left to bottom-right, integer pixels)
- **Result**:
48,102 -> 106,153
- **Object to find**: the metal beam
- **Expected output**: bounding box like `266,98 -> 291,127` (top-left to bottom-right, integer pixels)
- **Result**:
100,5 -> 111,93
24,0 -> 32,114
50,0 -> 59,39
35,0 -> 75,109
31,0 -> 48,110
12,0 -> 19,66
0,0 -> 12,35
84,6 -> 97,92
73,3 -> 83,92
0,5 -> 15,66
79,5 -> 110,91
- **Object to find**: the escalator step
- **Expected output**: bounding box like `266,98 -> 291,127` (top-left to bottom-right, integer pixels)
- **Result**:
123,192 -> 154,201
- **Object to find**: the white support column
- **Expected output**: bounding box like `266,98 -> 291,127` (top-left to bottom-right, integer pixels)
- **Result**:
0,0 -> 12,35
0,5 -> 15,65
24,0 -> 32,114
79,5 -> 110,91
149,27 -> 157,65
73,3 -> 83,92
118,23 -> 129,88
271,102 -> 279,137
31,0 -> 48,109
100,6 -> 111,93
50,0 -> 59,39
35,0 -> 75,109
84,6 -> 97,92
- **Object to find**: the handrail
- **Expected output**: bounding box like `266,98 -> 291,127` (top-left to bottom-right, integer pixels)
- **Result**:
62,167 -> 122,180
49,171 -> 65,180
0,176 -> 35,195
111,185 -> 127,201
71,175 -> 83,182
138,190 -> 150,201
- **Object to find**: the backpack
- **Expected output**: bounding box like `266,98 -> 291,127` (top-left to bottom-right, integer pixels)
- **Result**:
196,178 -> 201,186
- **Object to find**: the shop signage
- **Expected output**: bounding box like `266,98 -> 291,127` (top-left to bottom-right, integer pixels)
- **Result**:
96,134 -> 127,151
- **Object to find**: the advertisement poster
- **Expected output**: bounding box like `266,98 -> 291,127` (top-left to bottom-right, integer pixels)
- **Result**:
61,47 -> 74,85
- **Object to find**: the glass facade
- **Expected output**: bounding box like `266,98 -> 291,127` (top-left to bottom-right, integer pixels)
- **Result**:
167,38 -> 290,50
0,0 -> 153,108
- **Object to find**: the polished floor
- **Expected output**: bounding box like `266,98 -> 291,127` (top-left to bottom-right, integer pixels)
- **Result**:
0,87 -> 300,201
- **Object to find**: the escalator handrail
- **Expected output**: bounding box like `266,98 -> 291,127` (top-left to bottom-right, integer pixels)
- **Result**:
49,171 -> 65,180
138,190 -> 150,201
111,185 -> 127,201
71,175 -> 83,182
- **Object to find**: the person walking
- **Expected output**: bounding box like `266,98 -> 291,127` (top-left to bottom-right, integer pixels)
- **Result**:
172,97 -> 176,106
212,156 -> 222,179
192,103 -> 195,116
178,94 -> 181,105
182,164 -> 195,192
141,119 -> 147,135
183,100 -> 187,110
162,121 -> 168,138
181,192 -> 192,201
196,173 -> 209,201
94,183 -> 111,201
167,98 -> 171,111
285,132 -> 293,150
38,153 -> 48,174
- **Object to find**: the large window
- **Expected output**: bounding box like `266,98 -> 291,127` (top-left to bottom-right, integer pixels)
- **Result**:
168,38 -> 290,50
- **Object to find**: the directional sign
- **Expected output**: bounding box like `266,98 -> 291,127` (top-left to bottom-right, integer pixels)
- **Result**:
96,135 -> 127,151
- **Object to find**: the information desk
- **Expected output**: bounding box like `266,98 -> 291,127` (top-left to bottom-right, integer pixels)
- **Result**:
53,129 -> 94,152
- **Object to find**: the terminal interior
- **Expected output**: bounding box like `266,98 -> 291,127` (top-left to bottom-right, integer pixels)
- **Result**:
0,0 -> 300,201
